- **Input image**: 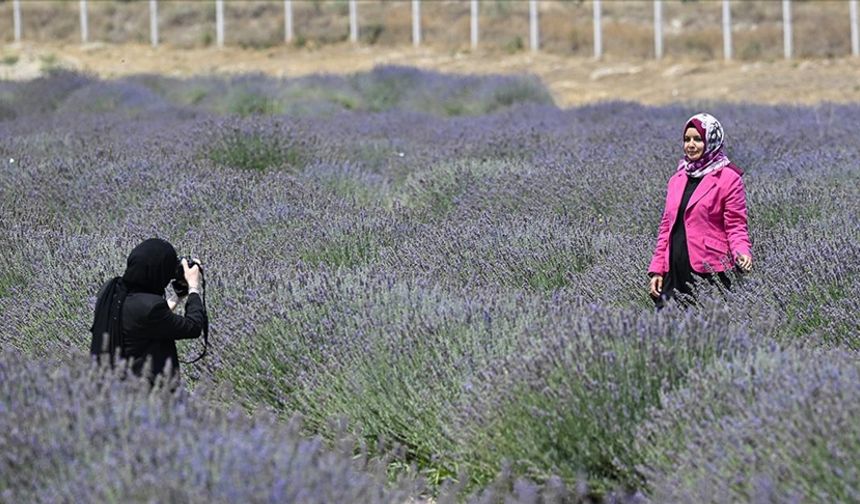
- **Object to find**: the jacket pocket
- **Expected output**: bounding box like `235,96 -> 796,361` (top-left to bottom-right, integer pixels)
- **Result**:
704,237 -> 729,255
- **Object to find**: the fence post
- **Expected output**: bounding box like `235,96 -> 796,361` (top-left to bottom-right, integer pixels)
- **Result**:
782,0 -> 792,59
284,0 -> 293,43
12,0 -> 21,43
150,0 -> 158,47
471,0 -> 478,49
216,0 -> 224,48
412,0 -> 421,46
80,0 -> 88,44
529,0 -> 539,52
593,0 -> 602,59
851,0 -> 859,57
653,0 -> 663,59
722,0 -> 732,60
349,0 -> 358,43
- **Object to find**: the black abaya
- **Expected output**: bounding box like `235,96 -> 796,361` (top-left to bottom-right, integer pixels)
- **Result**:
91,239 -> 207,383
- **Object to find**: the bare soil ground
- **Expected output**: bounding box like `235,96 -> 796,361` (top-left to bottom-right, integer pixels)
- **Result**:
3,42 -> 860,107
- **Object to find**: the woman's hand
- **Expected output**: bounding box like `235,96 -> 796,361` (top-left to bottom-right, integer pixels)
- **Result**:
649,275 -> 663,298
736,254 -> 752,272
182,258 -> 202,290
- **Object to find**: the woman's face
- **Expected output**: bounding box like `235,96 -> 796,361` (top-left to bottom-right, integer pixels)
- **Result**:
684,127 -> 704,161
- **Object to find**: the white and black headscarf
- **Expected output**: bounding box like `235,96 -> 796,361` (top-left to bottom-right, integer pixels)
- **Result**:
678,113 -> 734,178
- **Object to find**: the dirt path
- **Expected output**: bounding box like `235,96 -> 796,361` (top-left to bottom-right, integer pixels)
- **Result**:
3,42 -> 860,107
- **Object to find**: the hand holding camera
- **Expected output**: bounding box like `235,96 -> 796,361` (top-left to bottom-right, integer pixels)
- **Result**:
182,258 -> 201,290
172,256 -> 203,297
171,255 -> 210,365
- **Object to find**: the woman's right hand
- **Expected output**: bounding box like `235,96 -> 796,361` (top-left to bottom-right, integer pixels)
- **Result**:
182,258 -> 201,291
649,275 -> 663,298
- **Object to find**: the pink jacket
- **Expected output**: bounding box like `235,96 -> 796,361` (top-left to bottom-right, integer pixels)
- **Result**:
648,166 -> 752,276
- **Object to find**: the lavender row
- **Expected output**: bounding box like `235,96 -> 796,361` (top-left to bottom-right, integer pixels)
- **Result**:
638,346 -> 860,503
0,67 -> 553,120
0,346 -> 422,504
0,344 -> 651,503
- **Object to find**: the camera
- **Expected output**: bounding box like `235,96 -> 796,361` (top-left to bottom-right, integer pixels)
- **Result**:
171,255 -> 210,365
171,256 -> 201,297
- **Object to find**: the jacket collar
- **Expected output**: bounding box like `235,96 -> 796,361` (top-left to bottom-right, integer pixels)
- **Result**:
687,172 -> 718,210
670,169 -> 719,214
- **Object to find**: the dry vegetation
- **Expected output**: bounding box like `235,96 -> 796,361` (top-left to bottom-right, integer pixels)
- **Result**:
0,1 -> 857,59
3,42 -> 860,107
1,0 -> 859,106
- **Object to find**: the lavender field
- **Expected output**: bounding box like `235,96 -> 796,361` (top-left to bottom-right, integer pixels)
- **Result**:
1,68 -> 859,503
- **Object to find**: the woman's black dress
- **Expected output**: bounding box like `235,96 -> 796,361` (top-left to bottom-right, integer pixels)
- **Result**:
658,175 -> 730,306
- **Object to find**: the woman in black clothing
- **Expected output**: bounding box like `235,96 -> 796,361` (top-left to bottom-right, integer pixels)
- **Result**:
90,238 -> 207,384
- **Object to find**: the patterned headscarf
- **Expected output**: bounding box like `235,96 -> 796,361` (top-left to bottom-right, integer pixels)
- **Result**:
678,113 -> 732,178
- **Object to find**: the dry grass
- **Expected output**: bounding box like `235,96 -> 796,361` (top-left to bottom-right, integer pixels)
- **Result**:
2,41 -> 859,108
1,1 -> 859,108
0,0 -> 855,59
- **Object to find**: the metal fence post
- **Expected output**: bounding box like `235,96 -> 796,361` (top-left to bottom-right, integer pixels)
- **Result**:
529,0 -> 539,52
722,0 -> 732,60
593,0 -> 602,59
80,0 -> 89,44
284,0 -> 293,43
412,0 -> 421,46
654,0 -> 663,59
12,0 -> 21,43
150,0 -> 158,47
349,0 -> 358,43
216,0 -> 224,48
851,0 -> 859,57
471,0 -> 479,49
783,0 -> 792,59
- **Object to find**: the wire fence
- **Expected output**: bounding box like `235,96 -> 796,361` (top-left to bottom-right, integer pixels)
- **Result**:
3,0 -> 859,60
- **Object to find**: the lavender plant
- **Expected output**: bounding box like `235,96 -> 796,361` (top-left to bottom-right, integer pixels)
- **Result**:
637,347 -> 860,503
448,301 -> 755,489
0,346 -> 421,504
1,68 -> 859,499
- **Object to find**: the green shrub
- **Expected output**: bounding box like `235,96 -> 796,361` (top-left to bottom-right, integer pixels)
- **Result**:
208,131 -> 303,172
226,91 -> 279,117
298,233 -> 379,269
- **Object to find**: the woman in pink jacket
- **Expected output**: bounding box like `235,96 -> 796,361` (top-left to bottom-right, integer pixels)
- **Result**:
649,113 -> 752,306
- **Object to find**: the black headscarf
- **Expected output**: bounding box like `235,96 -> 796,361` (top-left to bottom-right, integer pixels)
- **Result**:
121,238 -> 178,295
90,239 -> 178,363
